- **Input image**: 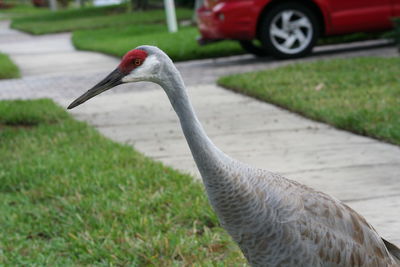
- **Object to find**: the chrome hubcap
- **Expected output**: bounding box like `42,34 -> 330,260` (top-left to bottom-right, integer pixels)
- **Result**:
269,10 -> 313,54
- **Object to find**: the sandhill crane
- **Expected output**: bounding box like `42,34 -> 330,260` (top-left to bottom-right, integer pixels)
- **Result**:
68,46 -> 400,266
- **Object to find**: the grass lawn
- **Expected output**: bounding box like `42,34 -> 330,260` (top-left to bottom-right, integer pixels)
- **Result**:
10,5 -> 193,34
73,25 -> 244,61
218,57 -> 400,145
0,4 -> 51,20
0,53 -> 19,79
0,99 -> 246,266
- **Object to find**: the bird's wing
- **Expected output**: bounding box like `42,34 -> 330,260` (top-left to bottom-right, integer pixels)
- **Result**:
281,177 -> 399,266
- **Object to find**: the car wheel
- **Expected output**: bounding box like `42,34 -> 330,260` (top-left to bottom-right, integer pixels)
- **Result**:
259,2 -> 319,59
239,40 -> 269,57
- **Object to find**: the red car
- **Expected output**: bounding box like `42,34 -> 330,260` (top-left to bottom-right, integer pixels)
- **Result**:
197,0 -> 400,58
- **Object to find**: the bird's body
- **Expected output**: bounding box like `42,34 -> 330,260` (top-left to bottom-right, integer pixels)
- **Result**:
68,46 -> 400,266
200,159 -> 399,266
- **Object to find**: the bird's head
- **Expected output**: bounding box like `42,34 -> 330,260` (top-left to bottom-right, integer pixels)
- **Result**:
68,45 -> 168,109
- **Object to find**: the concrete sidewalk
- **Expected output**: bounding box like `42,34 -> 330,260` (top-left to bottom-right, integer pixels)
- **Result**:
0,21 -> 118,77
0,20 -> 399,244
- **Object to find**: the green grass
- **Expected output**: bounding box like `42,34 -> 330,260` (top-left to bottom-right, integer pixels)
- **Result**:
0,99 -> 67,125
0,52 -> 19,79
0,4 -> 51,20
0,99 -> 246,266
11,5 -> 193,34
218,57 -> 400,145
73,26 -> 244,61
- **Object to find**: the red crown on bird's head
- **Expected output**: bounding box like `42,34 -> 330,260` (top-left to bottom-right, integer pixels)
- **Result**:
119,49 -> 148,74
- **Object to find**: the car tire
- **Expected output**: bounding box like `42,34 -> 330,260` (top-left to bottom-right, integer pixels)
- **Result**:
259,2 -> 319,59
239,40 -> 269,57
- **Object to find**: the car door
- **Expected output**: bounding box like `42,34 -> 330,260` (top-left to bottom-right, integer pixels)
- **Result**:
328,0 -> 393,34
391,0 -> 400,17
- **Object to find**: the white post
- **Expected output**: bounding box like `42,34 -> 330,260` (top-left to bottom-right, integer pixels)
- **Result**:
193,0 -> 203,23
164,0 -> 178,33
49,0 -> 58,11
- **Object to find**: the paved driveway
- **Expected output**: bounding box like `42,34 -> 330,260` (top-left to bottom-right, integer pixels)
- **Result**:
0,20 -> 399,244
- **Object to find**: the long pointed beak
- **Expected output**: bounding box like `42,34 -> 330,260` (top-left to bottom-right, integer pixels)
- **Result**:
68,68 -> 125,109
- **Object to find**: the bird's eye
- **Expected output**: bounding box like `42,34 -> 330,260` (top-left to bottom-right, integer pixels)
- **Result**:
134,59 -> 142,66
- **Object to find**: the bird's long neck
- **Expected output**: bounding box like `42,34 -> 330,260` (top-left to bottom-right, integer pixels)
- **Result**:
158,62 -> 283,245
159,66 -> 231,180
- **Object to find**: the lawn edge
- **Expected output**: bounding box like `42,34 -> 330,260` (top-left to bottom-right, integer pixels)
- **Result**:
217,80 -> 400,147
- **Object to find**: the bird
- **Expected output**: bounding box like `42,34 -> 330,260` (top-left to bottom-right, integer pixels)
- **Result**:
68,45 -> 400,266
